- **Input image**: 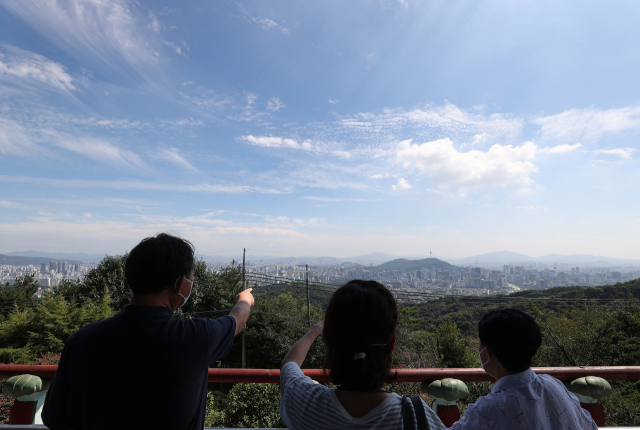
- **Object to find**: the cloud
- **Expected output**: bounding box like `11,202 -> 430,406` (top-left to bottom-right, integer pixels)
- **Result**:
592,148 -> 637,159
0,45 -> 76,91
328,99 -> 339,104
532,105 -> 640,142
392,178 -> 412,190
396,138 -> 538,188
240,135 -> 313,150
540,143 -> 582,153
0,0 -> 162,80
303,196 -> 372,202
0,175 -> 287,195
53,134 -> 151,172
371,173 -> 390,179
158,148 -> 198,172
163,40 -> 186,56
0,200 -> 26,209
340,102 -> 524,142
0,117 -> 45,156
267,97 -> 286,112
250,17 -> 289,34
147,12 -> 160,33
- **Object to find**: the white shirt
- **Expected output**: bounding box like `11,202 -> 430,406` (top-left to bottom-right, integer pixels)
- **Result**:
280,361 -> 446,430
450,369 -> 598,430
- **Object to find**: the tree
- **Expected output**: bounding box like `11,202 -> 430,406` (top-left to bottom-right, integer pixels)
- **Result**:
205,383 -> 285,428
434,320 -> 478,368
0,274 -> 39,321
0,292 -> 114,364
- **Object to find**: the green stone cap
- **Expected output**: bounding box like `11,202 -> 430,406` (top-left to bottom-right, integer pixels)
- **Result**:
2,374 -> 51,398
565,376 -> 612,400
420,378 -> 469,401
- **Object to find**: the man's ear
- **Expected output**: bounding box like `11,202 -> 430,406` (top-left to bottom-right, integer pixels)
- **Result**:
389,333 -> 398,355
174,275 -> 186,294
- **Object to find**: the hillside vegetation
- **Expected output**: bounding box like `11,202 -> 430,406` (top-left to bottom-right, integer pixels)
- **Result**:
1,256 -> 639,426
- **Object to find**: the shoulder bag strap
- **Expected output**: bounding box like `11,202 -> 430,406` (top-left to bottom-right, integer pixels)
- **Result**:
402,395 -> 415,430
410,395 -> 431,430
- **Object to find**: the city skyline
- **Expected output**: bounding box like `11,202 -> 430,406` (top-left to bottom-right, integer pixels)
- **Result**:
1,1 -> 639,259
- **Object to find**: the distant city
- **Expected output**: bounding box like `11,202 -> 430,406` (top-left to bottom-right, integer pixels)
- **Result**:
2,250 -> 639,301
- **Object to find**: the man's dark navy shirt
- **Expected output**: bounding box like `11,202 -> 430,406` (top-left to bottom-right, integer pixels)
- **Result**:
42,305 -> 236,430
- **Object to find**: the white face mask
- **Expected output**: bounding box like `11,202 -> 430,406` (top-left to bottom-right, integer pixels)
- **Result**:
478,347 -> 491,371
175,277 -> 193,308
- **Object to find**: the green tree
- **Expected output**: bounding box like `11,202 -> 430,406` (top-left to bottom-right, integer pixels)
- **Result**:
434,320 -> 478,368
0,274 -> 39,320
0,292 -> 114,364
205,383 -> 285,429
225,293 -> 325,369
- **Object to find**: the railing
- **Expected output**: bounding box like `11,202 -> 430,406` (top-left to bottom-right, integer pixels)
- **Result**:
2,365 -> 640,428
2,364 -> 640,382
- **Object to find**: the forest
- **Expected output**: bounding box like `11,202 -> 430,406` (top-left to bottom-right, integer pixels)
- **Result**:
1,255 -> 639,427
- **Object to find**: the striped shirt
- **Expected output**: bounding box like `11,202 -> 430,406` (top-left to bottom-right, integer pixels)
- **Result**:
280,362 -> 446,430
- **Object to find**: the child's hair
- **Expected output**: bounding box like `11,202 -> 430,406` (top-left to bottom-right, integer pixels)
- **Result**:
322,280 -> 398,391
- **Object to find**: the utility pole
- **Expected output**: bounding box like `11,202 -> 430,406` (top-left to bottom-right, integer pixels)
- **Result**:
241,248 -> 246,369
306,264 -> 310,329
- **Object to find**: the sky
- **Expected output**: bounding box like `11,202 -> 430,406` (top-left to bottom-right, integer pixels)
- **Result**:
1,0 -> 639,260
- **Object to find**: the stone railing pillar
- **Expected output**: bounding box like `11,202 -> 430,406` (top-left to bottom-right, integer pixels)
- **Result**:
420,378 -> 469,427
2,375 -> 50,425
565,376 -> 612,427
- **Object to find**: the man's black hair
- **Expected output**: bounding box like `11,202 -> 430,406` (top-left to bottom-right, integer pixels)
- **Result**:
478,308 -> 542,373
125,233 -> 195,295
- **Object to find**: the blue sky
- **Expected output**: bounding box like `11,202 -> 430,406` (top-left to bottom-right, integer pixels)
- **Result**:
1,0 -> 639,259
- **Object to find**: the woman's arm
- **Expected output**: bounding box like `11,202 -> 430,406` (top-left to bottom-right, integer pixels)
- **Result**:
281,320 -> 324,368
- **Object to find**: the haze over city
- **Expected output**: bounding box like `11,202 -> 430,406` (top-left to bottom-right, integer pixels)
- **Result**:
1,0 -> 639,259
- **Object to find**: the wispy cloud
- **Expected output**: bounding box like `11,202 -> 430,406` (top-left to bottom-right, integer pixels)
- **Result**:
339,102 -> 524,143
267,97 -> 286,112
158,148 -> 198,172
0,117 -> 45,156
396,138 -> 538,188
250,17 -> 289,34
240,135 -> 313,150
303,196 -> 374,202
592,148 -> 637,159
0,45 -> 76,92
0,175 -> 287,194
53,134 -> 152,172
532,105 -> 640,142
0,0 -> 163,81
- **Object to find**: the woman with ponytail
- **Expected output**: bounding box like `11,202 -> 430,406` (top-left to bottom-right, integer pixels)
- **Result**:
279,280 -> 445,430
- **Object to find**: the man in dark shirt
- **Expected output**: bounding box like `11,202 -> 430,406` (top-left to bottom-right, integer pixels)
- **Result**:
42,233 -> 254,430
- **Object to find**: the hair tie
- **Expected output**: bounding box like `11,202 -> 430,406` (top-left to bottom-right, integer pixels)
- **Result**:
353,352 -> 366,360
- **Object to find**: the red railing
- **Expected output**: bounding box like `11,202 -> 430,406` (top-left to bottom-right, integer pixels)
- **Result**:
2,365 -> 640,382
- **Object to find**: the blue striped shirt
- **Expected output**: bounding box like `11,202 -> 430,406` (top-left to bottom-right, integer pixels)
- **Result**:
280,362 -> 446,430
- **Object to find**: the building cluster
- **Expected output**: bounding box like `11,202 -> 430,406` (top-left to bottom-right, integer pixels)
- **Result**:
0,261 -> 95,296
213,260 -> 640,301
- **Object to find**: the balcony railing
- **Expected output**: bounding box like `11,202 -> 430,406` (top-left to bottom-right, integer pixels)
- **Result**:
3,364 -> 640,382
2,365 -> 640,429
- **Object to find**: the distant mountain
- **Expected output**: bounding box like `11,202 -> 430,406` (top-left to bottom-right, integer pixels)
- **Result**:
448,251 -> 640,267
370,258 -> 454,272
6,251 -> 105,262
534,254 -> 640,266
0,254 -> 66,266
342,253 -> 399,264
449,251 -> 534,265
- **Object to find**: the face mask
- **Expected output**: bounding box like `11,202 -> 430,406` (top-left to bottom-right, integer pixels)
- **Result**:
175,277 -> 193,308
478,347 -> 491,371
